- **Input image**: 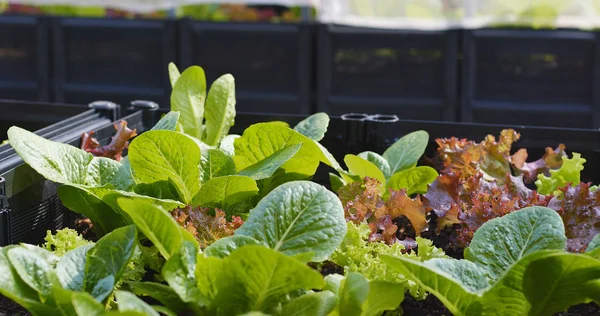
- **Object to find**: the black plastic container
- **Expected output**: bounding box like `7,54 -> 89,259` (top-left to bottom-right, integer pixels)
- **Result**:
0,99 -> 89,141
51,17 -> 176,107
0,102 -> 140,246
461,29 -> 600,128
317,24 -> 458,120
0,15 -> 49,101
179,20 -> 313,114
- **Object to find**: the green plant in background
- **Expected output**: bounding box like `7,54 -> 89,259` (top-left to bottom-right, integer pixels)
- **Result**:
535,152 -> 585,195
331,130 -> 437,195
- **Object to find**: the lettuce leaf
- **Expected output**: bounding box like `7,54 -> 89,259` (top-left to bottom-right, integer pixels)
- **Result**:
536,153 -> 586,195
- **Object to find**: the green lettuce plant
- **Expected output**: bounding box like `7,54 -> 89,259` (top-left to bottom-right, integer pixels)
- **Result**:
330,130 -> 437,195
7,64 -> 339,241
0,226 -> 154,315
112,180 -> 349,315
382,206 -> 600,315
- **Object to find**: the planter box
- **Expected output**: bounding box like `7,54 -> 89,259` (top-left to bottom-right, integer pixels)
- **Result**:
0,101 -> 127,246
0,15 -> 49,101
461,29 -> 600,128
4,101 -> 600,246
180,20 -> 313,114
51,17 -> 176,107
317,25 -> 458,120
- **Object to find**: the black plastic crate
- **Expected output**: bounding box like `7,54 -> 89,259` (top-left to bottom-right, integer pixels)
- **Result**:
179,20 -> 313,114
51,17 -> 176,107
0,15 -> 49,101
317,25 -> 458,120
461,29 -> 600,128
0,103 -> 143,246
0,99 -> 89,141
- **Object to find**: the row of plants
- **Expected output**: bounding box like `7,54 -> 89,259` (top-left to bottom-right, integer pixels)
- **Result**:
0,2 -> 308,21
1,62 -> 600,315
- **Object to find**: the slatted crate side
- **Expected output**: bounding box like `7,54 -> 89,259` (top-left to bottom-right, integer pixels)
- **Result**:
180,20 -> 313,114
461,29 -> 600,128
0,109 -> 145,246
0,15 -> 49,101
51,17 -> 176,106
317,24 -> 458,120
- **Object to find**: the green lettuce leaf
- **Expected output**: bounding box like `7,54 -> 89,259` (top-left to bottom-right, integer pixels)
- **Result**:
193,175 -> 258,213
293,112 -> 329,141
464,206 -> 567,280
235,181 -> 346,261
344,154 -> 386,188
127,281 -> 185,314
72,292 -> 106,315
203,74 -> 236,147
281,291 -> 337,316
381,256 -> 486,316
237,144 -> 302,181
204,235 -> 261,258
386,166 -> 438,195
358,151 -> 391,179
219,134 -> 239,156
151,111 -> 180,131
115,290 -> 159,316
0,247 -> 50,315
118,198 -> 197,260
162,241 -> 208,306
128,130 -> 202,204
170,65 -> 206,139
200,149 -> 236,182
56,244 -> 94,291
211,245 -> 325,315
327,272 -> 407,316
7,126 -> 128,189
523,252 -> 600,315
481,250 -> 600,316
83,225 -> 137,302
233,122 -> 327,177
7,245 -> 59,297
133,180 -> 181,201
382,130 -> 428,174
535,153 -> 585,195
168,62 -> 181,88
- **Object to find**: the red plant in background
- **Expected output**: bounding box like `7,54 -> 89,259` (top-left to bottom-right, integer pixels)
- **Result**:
81,120 -> 137,161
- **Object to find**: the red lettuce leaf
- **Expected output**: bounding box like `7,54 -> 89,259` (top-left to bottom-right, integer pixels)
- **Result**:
81,120 -> 137,161
171,205 -> 244,249
547,182 -> 600,253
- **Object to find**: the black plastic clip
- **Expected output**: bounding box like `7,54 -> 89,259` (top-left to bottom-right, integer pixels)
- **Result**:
341,113 -> 369,154
88,100 -> 121,122
128,100 -> 160,131
365,114 -> 400,154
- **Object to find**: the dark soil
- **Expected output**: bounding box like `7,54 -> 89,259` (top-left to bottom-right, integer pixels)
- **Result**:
0,296 -> 28,316
556,303 -> 600,316
401,294 -> 451,315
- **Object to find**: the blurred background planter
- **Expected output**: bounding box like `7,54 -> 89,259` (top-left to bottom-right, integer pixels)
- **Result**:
0,15 -> 49,101
316,24 -> 458,120
461,28 -> 600,129
180,19 -> 313,114
51,17 -> 176,106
